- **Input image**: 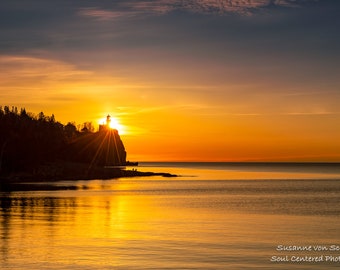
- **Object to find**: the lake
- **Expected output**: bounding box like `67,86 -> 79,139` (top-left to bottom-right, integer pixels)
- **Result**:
1,162 -> 340,269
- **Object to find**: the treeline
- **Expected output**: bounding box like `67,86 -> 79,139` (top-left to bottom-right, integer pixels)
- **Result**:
0,106 -> 126,175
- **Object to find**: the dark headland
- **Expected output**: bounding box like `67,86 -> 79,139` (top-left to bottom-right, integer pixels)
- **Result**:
0,106 -> 176,187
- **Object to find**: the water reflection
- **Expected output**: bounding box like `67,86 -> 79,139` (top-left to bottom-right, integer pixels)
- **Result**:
0,193 -> 75,264
0,190 -> 157,269
1,175 -> 340,269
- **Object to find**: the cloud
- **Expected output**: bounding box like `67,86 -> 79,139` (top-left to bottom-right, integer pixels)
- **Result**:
282,111 -> 340,116
77,0 -> 176,21
191,0 -> 318,11
121,0 -> 177,14
0,55 -> 95,105
77,0 -> 318,20
77,8 -> 129,21
181,0 -> 319,14
0,55 -> 91,84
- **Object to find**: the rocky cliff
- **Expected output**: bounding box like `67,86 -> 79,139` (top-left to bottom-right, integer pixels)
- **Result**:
67,128 -> 127,166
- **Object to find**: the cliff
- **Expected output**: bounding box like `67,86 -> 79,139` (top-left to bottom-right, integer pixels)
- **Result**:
0,107 -> 177,185
66,128 -> 127,166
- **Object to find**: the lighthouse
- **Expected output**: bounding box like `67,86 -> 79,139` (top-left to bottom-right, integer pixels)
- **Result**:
98,114 -> 112,132
106,114 -> 111,129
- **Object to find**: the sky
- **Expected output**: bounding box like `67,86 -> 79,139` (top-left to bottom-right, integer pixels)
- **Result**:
1,0 -> 340,161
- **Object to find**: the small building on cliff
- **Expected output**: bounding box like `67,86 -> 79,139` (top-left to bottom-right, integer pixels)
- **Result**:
99,114 -> 112,132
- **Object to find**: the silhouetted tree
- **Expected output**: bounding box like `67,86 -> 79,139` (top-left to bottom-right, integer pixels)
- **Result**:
81,122 -> 94,133
64,122 -> 77,139
20,108 -> 27,117
0,106 -> 127,175
38,111 -> 45,121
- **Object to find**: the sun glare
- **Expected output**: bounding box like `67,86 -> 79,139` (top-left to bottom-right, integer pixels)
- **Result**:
99,116 -> 125,134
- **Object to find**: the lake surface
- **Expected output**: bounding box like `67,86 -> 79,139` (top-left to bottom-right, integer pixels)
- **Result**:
1,162 -> 340,269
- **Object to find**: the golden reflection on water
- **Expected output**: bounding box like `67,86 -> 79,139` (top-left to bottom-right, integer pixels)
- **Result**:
1,188 -> 340,269
1,166 -> 340,269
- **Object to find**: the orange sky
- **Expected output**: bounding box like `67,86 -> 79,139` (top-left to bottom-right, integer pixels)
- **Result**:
2,54 -> 340,161
1,1 -> 340,161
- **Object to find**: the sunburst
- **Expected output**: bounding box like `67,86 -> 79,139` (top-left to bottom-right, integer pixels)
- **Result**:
99,115 -> 125,134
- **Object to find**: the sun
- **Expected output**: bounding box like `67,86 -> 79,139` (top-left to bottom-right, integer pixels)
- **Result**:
99,115 -> 125,134
109,117 -> 123,131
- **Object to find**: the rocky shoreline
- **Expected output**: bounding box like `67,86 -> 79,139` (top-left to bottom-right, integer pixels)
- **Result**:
0,162 -> 177,188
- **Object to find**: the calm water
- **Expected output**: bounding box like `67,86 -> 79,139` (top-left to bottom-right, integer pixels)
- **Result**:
1,163 -> 340,269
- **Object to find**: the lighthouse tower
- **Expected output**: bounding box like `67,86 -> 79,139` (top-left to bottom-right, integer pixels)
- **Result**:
106,114 -> 111,129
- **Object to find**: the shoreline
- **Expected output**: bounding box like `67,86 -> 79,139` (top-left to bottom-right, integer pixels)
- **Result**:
0,162 -> 177,191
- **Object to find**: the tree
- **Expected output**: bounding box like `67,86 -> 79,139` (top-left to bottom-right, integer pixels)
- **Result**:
49,114 -> 55,123
38,111 -> 45,121
81,122 -> 94,133
64,122 -> 77,139
20,108 -> 27,117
